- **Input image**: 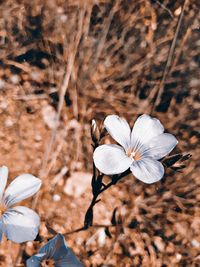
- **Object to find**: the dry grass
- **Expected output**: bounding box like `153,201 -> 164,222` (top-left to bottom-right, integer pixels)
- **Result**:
0,0 -> 199,266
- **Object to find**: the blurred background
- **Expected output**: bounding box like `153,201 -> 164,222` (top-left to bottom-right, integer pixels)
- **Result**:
0,0 -> 199,266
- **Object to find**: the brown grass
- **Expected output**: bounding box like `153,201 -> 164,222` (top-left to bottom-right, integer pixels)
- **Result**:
0,0 -> 199,266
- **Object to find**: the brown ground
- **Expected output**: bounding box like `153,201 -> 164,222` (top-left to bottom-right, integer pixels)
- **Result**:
0,0 -> 199,266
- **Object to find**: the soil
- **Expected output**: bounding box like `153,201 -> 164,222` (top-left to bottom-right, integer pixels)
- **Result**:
0,0 -> 199,266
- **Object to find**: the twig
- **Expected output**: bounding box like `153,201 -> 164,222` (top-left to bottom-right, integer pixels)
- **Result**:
4,59 -> 31,73
155,0 -> 174,18
172,27 -> 191,69
14,94 -> 48,101
151,0 -> 189,113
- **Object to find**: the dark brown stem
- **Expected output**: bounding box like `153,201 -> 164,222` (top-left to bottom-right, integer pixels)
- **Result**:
84,192 -> 99,228
64,224 -> 114,237
100,170 -> 131,194
84,169 -> 131,228
63,152 -> 190,236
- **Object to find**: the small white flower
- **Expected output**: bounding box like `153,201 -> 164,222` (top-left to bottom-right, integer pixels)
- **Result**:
0,166 -> 41,243
93,114 -> 178,184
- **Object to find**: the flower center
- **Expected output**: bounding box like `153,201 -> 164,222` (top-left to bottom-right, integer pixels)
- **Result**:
126,148 -> 141,161
0,203 -> 6,217
41,259 -> 55,267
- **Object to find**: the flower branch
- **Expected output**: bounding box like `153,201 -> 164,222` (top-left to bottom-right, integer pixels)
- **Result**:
66,115 -> 190,234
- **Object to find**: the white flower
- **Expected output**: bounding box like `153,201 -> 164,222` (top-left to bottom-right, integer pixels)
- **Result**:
0,166 -> 41,243
93,114 -> 178,184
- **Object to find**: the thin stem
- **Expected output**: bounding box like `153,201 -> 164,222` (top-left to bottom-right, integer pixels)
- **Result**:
100,170 -> 131,194
62,152 -> 189,237
64,224 -> 114,237
84,169 -> 131,228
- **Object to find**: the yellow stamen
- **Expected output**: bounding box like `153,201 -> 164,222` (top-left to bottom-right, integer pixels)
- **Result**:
126,148 -> 141,161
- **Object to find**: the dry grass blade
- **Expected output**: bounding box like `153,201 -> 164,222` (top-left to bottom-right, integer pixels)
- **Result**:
15,4 -> 86,266
151,0 -> 189,112
39,5 -> 86,182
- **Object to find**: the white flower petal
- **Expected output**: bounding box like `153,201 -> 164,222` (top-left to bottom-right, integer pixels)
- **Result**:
93,144 -> 132,175
131,114 -> 164,150
2,206 -> 40,243
3,174 -> 41,207
0,166 -> 8,201
104,115 -> 131,150
141,133 -> 178,159
130,158 -> 164,184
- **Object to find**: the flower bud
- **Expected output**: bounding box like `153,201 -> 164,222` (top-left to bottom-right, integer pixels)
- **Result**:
162,153 -> 191,170
91,119 -> 100,144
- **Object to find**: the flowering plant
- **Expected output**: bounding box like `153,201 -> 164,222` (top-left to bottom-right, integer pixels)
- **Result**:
82,114 -> 189,229
0,114 -> 190,266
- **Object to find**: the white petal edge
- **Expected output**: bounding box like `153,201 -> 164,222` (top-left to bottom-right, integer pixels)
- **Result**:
3,174 -> 42,207
2,206 -> 40,243
93,144 -> 133,175
131,114 -> 164,150
0,166 -> 8,201
130,158 -> 164,184
104,115 -> 131,150
141,133 -> 178,160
